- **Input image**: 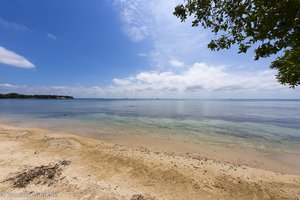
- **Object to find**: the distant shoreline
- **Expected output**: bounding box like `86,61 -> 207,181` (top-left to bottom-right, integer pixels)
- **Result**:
0,93 -> 73,100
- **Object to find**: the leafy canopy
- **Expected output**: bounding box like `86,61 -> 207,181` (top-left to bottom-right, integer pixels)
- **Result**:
174,0 -> 300,88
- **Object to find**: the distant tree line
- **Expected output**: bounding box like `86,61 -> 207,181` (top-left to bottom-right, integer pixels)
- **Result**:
0,93 -> 74,99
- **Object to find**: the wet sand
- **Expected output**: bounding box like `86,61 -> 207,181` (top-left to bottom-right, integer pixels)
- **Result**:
0,123 -> 300,199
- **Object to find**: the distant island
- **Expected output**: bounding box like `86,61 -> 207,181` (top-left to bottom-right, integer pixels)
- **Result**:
0,93 -> 74,99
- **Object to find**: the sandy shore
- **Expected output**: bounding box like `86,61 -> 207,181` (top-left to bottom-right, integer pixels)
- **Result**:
0,123 -> 300,200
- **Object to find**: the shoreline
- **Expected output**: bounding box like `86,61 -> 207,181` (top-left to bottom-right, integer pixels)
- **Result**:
0,123 -> 300,199
2,116 -> 300,175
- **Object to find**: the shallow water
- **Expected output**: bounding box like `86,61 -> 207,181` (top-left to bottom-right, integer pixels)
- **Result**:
0,99 -> 299,154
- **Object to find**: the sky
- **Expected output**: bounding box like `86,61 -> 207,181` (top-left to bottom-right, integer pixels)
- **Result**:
0,0 -> 299,98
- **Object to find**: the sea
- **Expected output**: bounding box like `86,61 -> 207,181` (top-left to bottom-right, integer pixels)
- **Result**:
0,99 -> 300,154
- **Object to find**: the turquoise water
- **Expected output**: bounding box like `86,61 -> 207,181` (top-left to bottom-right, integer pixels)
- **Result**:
0,99 -> 299,153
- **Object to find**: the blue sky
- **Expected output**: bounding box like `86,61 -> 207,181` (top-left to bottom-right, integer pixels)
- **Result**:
0,0 -> 299,98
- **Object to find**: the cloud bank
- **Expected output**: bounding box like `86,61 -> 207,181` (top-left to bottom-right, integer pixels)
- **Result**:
112,63 -> 283,92
1,63 -> 298,98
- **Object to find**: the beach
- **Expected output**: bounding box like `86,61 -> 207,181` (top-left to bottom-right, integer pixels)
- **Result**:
1,0 -> 299,199
1,123 -> 300,200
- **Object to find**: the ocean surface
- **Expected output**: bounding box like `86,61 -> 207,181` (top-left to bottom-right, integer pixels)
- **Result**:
0,99 -> 300,153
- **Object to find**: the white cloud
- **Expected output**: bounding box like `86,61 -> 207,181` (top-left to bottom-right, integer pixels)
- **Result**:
115,0 -> 149,42
112,63 -> 284,93
114,0 -> 209,68
0,16 -> 31,31
0,46 -> 35,69
47,33 -> 57,40
137,52 -> 148,57
169,58 -> 184,67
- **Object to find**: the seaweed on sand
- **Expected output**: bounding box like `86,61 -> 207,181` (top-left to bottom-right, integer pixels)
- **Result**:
3,160 -> 70,188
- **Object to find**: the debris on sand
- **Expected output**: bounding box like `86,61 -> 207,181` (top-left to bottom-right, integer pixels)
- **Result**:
130,194 -> 156,200
4,160 -> 70,188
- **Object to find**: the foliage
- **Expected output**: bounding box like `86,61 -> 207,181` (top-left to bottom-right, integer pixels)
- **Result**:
174,0 -> 300,87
